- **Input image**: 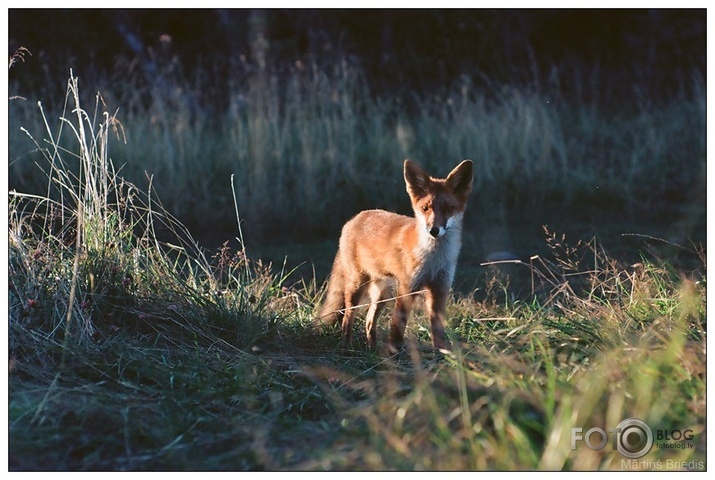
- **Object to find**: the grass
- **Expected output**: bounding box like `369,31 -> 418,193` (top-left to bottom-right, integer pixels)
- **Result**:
7,72 -> 706,471
9,55 -> 706,246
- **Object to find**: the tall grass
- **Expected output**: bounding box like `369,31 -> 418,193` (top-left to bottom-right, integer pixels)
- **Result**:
9,58 -> 706,244
9,72 -> 319,468
8,73 -> 706,471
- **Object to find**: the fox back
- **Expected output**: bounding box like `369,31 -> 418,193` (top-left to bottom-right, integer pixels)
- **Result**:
317,159 -> 474,353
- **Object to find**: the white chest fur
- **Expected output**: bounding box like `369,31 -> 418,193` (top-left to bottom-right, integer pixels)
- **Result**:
410,215 -> 463,290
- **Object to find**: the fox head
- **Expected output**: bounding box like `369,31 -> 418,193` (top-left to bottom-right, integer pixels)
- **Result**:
404,159 -> 474,239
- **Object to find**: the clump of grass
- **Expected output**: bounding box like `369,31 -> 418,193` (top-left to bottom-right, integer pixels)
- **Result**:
9,73 -> 327,470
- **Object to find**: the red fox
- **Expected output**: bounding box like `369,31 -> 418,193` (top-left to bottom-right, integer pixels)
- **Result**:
316,159 -> 474,354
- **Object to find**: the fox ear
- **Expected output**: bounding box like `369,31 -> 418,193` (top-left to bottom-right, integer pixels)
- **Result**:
446,159 -> 474,199
404,159 -> 431,198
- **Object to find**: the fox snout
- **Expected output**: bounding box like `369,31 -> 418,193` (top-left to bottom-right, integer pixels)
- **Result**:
426,214 -> 457,238
425,206 -> 463,238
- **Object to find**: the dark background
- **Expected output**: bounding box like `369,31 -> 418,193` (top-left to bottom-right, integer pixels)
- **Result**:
9,9 -> 705,104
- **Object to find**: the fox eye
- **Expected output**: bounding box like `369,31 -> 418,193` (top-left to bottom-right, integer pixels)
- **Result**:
421,204 -> 430,212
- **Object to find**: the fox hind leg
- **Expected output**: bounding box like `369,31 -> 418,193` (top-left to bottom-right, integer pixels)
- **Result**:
388,284 -> 413,355
341,280 -> 369,349
365,280 -> 392,349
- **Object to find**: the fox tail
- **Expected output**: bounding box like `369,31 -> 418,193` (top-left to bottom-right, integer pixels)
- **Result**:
315,254 -> 346,327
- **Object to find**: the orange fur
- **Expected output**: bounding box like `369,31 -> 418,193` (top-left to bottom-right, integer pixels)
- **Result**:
316,159 -> 474,353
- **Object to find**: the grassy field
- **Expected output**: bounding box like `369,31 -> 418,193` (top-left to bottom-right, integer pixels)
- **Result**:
9,54 -> 706,247
8,70 -> 706,471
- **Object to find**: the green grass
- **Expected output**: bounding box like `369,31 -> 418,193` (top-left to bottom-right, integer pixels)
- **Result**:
8,72 -> 706,471
9,57 -> 706,246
